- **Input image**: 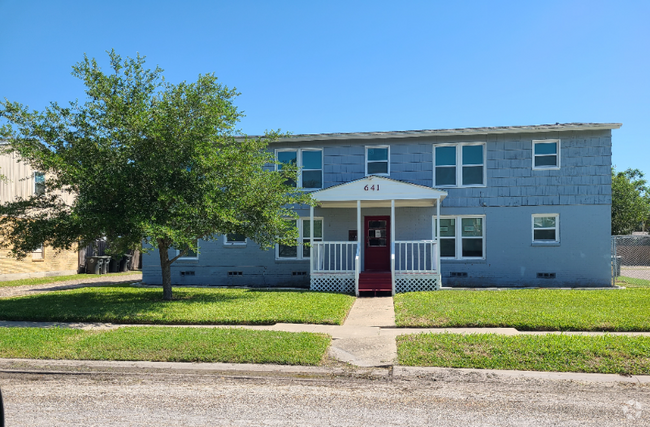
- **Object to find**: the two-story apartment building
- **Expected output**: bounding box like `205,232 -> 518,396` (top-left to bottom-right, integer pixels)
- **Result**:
142,122 -> 620,294
0,149 -> 79,280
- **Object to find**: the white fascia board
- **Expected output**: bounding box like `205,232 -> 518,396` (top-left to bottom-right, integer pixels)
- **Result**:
262,123 -> 622,144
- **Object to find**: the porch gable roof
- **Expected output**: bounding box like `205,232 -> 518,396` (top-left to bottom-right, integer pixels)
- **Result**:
312,176 -> 447,208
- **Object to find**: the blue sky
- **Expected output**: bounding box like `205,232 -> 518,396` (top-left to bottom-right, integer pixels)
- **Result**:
1,0 -> 648,173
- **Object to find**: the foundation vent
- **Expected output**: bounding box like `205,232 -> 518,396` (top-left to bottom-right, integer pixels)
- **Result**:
537,273 -> 556,279
180,271 -> 195,276
292,271 -> 308,276
449,272 -> 468,278
228,271 -> 243,276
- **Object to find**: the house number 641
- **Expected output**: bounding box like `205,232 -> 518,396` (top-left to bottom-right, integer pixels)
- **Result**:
364,185 -> 380,191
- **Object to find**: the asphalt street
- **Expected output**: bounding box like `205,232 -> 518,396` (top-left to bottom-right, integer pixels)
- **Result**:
1,368 -> 648,426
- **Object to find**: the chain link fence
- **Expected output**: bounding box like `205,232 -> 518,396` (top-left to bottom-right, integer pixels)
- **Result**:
612,235 -> 650,284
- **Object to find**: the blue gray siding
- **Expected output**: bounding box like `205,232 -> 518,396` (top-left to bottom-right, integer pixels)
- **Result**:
142,128 -> 613,289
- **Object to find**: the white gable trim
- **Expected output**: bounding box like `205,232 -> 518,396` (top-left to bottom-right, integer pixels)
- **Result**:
312,176 -> 447,208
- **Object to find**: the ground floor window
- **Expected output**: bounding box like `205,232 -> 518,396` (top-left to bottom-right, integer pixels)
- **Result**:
532,214 -> 559,243
176,240 -> 199,260
277,218 -> 323,260
434,215 -> 485,259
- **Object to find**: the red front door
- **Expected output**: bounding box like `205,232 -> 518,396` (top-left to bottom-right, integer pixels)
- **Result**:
364,216 -> 390,271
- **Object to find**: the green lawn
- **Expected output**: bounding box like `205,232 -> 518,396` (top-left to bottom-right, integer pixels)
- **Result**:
394,288 -> 650,331
0,272 -> 140,288
617,276 -> 650,288
397,333 -> 650,375
0,287 -> 355,325
0,327 -> 329,365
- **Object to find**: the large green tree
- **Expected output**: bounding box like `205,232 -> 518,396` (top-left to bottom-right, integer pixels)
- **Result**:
0,50 -> 310,300
611,168 -> 649,235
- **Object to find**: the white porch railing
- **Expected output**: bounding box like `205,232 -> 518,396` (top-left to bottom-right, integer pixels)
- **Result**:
312,242 -> 358,272
394,240 -> 438,272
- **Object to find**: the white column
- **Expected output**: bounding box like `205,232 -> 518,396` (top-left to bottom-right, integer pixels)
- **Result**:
356,200 -> 361,297
310,204 -> 314,275
391,199 -> 395,296
436,197 -> 441,273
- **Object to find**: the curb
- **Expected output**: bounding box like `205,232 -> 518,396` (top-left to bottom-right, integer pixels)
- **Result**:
1,359 -> 648,384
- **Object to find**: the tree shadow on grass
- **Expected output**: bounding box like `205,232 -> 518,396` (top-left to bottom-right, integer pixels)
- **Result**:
0,287 -> 260,324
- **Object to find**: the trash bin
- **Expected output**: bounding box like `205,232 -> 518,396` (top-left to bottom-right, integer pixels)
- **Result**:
98,256 -> 111,274
86,256 -> 102,274
108,257 -> 120,273
120,254 -> 133,272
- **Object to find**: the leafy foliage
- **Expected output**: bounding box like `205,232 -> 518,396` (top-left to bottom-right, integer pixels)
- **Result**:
0,50 -> 310,299
611,168 -> 649,235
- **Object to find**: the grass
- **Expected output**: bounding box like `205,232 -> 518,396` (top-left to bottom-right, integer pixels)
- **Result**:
0,286 -> 355,325
0,272 -> 140,288
397,333 -> 650,375
394,288 -> 650,331
0,327 -> 330,365
617,276 -> 650,288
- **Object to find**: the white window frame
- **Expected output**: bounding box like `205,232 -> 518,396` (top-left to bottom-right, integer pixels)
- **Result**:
223,234 -> 247,246
275,148 -> 323,190
275,217 -> 323,260
34,171 -> 45,195
365,145 -> 390,177
532,214 -> 560,243
433,215 -> 486,260
32,244 -> 44,260
532,139 -> 561,170
176,240 -> 199,260
433,143 -> 486,188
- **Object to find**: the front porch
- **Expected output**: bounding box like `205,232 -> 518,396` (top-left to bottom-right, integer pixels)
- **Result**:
306,176 -> 447,296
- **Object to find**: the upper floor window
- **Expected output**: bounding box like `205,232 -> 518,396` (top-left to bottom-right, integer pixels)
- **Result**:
532,214 -> 559,243
365,146 -> 389,176
532,139 -> 560,170
277,218 -> 323,260
276,149 -> 323,189
434,215 -> 485,260
224,233 -> 247,246
34,172 -> 45,195
434,143 -> 485,187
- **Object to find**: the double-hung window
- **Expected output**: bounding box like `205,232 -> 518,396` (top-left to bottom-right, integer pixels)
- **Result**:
276,149 -> 323,189
532,214 -> 559,243
32,244 -> 44,260
434,143 -> 485,187
532,139 -> 560,170
365,146 -> 389,176
34,172 -> 45,195
224,233 -> 246,246
277,218 -> 323,260
176,240 -> 199,260
434,215 -> 485,259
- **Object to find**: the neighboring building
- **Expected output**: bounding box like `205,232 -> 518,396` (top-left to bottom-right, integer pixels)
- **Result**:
0,150 -> 79,280
143,122 -> 620,294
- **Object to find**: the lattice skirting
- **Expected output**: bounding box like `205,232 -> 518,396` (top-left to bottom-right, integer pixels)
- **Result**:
310,273 -> 355,294
395,273 -> 440,293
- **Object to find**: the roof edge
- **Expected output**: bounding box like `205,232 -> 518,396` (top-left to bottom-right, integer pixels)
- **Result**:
252,122 -> 622,144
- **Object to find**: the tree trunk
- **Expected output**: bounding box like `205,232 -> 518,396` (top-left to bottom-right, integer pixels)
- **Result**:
158,239 -> 173,301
